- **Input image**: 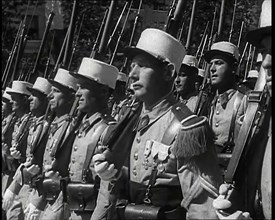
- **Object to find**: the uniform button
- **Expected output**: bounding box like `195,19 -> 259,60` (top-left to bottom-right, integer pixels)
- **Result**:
134,153 -> 138,160
71,158 -> 75,163
136,137 -> 141,143
74,146 -> 78,151
70,172 -> 74,176
176,106 -> 181,111
215,122 -> 219,127
132,167 -> 137,176
216,110 -> 220,115
217,99 -> 220,103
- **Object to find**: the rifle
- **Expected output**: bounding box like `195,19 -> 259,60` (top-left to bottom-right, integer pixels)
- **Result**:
195,21 -> 209,59
164,0 -> 176,32
197,34 -> 209,67
166,0 -> 188,38
207,3 -> 217,50
90,8 -> 109,59
26,11 -> 55,81
229,0 -> 237,42
95,0 -> 118,61
2,21 -> 23,88
43,30 -> 56,78
107,1 -> 129,49
185,0 -> 197,52
217,0 -> 225,40
222,65 -> 270,215
236,42 -> 249,77
110,1 -> 133,65
62,0 -> 78,69
249,46 -> 256,72
243,44 -> 252,81
48,28 -> 69,79
68,13 -> 85,70
237,21 -> 244,48
120,0 -> 142,74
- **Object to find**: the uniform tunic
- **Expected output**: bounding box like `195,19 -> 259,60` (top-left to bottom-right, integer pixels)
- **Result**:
209,89 -> 246,150
42,111 -> 115,220
95,93 -> 223,219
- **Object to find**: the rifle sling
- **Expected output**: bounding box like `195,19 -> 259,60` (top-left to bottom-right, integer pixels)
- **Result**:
224,90 -> 265,183
224,91 -> 244,149
82,121 -> 108,182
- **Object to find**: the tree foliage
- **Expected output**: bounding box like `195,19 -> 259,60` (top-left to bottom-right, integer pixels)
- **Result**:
2,0 -> 263,81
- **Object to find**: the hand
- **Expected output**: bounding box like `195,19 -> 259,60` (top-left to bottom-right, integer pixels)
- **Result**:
26,164 -> 40,177
213,184 -> 252,220
24,203 -> 42,220
93,152 -> 118,181
44,170 -> 61,181
10,146 -> 21,159
2,189 -> 16,211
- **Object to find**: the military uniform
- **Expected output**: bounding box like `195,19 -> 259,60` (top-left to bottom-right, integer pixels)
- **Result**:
96,93 -> 223,219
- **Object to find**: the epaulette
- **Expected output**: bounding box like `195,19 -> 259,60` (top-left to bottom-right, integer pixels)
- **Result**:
102,113 -> 117,125
171,102 -> 211,158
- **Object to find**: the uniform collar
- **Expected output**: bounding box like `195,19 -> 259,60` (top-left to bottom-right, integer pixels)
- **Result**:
212,89 -> 237,108
138,92 -> 177,131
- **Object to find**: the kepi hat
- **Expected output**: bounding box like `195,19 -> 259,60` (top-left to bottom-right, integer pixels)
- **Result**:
75,57 -> 119,89
123,28 -> 186,73
247,70 -> 259,79
27,77 -> 52,96
2,87 -> 12,103
6,81 -> 33,96
49,68 -> 79,92
204,41 -> 239,62
198,68 -> 205,78
181,55 -> 198,74
246,0 -> 271,47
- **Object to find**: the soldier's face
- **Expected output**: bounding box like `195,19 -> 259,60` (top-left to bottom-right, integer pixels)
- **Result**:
210,56 -> 234,88
29,91 -> 46,113
259,35 -> 272,96
48,86 -> 71,111
76,82 -> 97,113
129,54 -> 167,104
10,93 -> 29,112
2,101 -> 11,116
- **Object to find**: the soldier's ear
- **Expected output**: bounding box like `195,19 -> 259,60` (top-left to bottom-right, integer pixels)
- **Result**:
163,63 -> 176,81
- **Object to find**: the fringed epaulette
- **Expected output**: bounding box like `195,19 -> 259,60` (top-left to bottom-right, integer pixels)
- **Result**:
171,102 -> 211,158
102,113 -> 117,125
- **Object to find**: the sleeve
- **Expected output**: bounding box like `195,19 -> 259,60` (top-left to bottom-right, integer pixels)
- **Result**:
177,149 -> 222,219
29,189 -> 48,211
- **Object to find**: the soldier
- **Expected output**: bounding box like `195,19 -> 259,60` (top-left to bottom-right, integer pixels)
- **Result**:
111,72 -> 129,121
40,57 -> 119,220
2,77 -> 52,219
195,68 -> 206,92
213,0 -> 272,219
174,55 -> 199,111
92,28 -> 223,219
237,69 -> 259,93
203,41 -> 248,173
23,69 -> 80,220
2,81 -> 33,220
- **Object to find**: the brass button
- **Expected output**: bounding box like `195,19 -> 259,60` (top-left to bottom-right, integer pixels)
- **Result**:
74,146 -> 78,151
176,106 -> 181,111
132,167 -> 137,176
216,110 -> 220,115
215,122 -> 219,127
136,137 -> 141,143
134,153 -> 138,160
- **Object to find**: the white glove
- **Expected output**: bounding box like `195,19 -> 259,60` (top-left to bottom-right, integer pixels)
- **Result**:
24,203 -> 42,220
44,170 -> 61,181
213,184 -> 252,220
93,152 -> 118,181
2,189 -> 16,211
10,146 -> 21,159
25,164 -> 40,177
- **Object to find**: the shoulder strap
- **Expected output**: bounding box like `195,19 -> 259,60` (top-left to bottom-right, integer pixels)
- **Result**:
224,66 -> 267,183
223,91 -> 244,152
81,120 -> 108,182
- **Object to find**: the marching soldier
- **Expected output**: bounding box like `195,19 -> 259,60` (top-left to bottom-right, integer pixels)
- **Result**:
2,81 -> 33,220
111,72 -> 129,121
2,87 -> 16,173
213,0 -> 271,219
24,69 -> 80,220
2,77 -> 52,219
203,41 -> 247,173
174,55 -> 199,111
41,57 -> 119,220
93,28 -> 223,219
